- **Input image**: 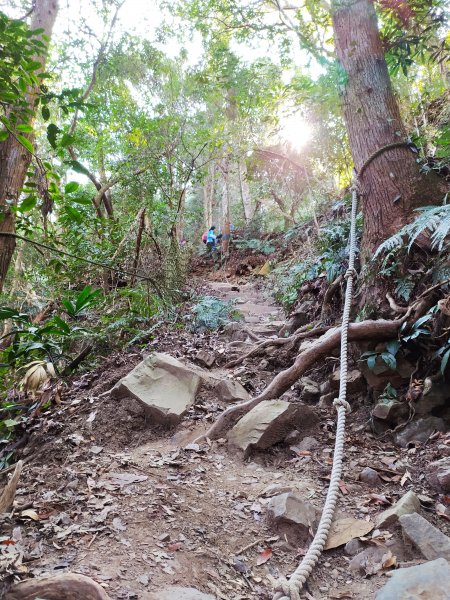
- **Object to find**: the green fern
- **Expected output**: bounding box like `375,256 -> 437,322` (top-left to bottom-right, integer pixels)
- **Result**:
394,277 -> 415,302
375,199 -> 450,258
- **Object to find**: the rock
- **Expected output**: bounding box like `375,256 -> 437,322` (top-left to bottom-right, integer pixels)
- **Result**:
146,587 -> 216,600
360,352 -> 415,391
300,377 -> 320,401
426,457 -> 450,492
330,369 -> 365,394
111,353 -> 202,426
296,436 -> 320,452
344,538 -> 364,556
222,322 -> 247,341
375,490 -> 420,529
318,392 -> 336,408
195,350 -> 215,368
349,538 -> 408,575
395,416 -> 446,447
359,467 -> 382,486
372,399 -> 409,423
5,574 -> 111,600
215,379 -> 250,403
375,558 -> 450,600
414,380 -> 450,416
284,429 -> 302,445
400,512 -> 450,560
228,400 -> 318,457
267,492 -> 319,544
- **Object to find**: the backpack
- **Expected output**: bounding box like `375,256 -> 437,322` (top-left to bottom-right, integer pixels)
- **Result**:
202,232 -> 207,244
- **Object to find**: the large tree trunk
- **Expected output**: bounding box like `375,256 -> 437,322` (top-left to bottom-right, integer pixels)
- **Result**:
220,155 -> 231,254
0,1 -> 59,292
331,0 -> 446,262
238,156 -> 253,223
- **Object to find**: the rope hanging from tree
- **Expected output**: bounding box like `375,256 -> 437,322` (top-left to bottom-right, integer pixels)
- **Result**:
271,140 -> 411,600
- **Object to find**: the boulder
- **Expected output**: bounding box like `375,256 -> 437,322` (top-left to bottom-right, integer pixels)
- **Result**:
400,512 -> 450,560
426,457 -> 450,492
330,369 -> 365,394
414,380 -> 449,416
5,574 -> 110,600
375,558 -> 450,600
318,392 -> 336,408
215,379 -> 250,403
228,400 -> 318,457
375,490 -> 420,529
267,492 -> 319,545
395,416 -> 446,447
111,353 -> 202,426
146,587 -> 216,600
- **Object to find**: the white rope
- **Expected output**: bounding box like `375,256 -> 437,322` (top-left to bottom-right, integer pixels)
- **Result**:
271,183 -> 358,600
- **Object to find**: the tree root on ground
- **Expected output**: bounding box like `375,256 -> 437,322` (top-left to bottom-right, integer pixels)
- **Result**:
224,324 -> 332,368
195,318 -> 402,443
5,574 -> 111,600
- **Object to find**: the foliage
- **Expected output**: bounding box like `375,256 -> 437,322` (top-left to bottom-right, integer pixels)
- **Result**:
62,285 -> 101,318
233,238 -> 276,255
361,340 -> 400,371
188,296 -> 240,331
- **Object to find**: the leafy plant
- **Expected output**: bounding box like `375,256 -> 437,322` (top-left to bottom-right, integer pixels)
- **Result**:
437,339 -> 450,377
62,286 -> 101,318
400,314 -> 433,343
188,296 -> 240,331
361,340 -> 400,371
234,238 -> 276,254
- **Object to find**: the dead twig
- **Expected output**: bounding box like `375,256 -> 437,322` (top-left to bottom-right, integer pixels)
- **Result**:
0,460 -> 23,513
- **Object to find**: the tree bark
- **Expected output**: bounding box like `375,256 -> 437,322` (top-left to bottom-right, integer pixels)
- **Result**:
0,1 -> 59,292
331,0 -> 446,261
220,155 -> 231,254
238,156 -> 253,223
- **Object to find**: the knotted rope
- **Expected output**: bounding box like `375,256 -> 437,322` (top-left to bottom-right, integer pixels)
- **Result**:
271,141 -> 412,599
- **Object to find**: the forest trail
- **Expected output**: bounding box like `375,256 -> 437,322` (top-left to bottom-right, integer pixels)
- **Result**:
4,275 -> 404,600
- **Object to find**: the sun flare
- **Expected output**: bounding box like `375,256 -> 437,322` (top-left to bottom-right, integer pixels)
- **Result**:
278,113 -> 313,152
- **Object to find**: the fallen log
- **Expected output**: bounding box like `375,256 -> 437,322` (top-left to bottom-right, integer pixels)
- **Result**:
195,318 -> 401,442
5,573 -> 110,600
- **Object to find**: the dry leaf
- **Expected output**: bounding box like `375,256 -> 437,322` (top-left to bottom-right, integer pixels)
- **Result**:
382,551 -> 397,569
20,509 -> 39,521
256,547 -> 272,565
324,516 -> 373,550
400,470 -> 411,487
338,480 -> 349,495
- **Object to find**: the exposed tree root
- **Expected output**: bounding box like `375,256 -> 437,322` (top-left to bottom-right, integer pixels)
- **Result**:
224,325 -> 332,368
195,318 -> 402,443
5,573 -> 110,600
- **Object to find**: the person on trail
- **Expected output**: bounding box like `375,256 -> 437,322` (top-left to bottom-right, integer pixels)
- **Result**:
202,231 -> 208,244
206,225 -> 216,254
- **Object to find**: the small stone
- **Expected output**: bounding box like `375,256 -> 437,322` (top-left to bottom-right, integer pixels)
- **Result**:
300,377 -> 320,401
426,457 -> 450,492
215,379 -> 250,403
399,512 -> 450,560
344,538 -> 364,556
359,467 -> 381,486
146,587 -> 216,600
375,558 -> 450,600
318,392 -> 336,408
395,416 -> 446,447
284,430 -> 301,445
267,492 -> 319,545
372,399 -> 408,422
228,400 -> 318,457
195,350 -> 215,368
375,490 -> 420,529
296,436 -> 320,452
158,533 -> 170,542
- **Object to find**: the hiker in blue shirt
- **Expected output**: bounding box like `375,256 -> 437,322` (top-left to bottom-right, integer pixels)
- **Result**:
206,226 -> 217,254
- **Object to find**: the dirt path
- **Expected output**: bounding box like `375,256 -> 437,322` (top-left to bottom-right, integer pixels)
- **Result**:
4,279 -> 442,600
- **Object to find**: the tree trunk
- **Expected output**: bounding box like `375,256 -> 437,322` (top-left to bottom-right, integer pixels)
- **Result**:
331,0 -> 446,262
0,0 -> 59,292
238,156 -> 253,223
220,156 -> 231,254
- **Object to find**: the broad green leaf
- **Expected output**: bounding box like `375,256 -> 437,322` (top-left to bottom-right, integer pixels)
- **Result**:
41,106 -> 50,121
367,355 -> 376,371
0,130 -> 9,142
17,134 -> 33,153
18,196 -> 37,212
16,123 -> 33,133
381,352 -> 397,371
64,181 -> 79,194
47,123 -> 60,149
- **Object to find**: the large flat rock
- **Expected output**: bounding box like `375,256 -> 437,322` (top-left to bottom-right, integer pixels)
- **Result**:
146,587 -> 216,600
400,512 -> 450,560
375,490 -> 420,529
375,558 -> 450,600
267,492 -> 319,545
227,400 -> 318,457
111,353 -> 202,426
